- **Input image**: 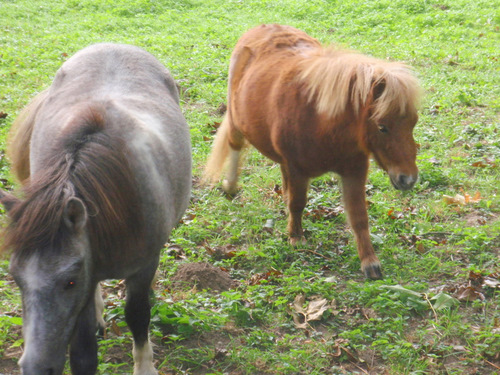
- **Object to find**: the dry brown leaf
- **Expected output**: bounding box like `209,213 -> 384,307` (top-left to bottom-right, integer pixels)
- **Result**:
443,190 -> 482,206
110,319 -> 122,336
248,268 -> 283,286
443,194 -> 466,206
166,244 -> 187,260
456,286 -> 485,302
330,338 -> 359,362
290,294 -> 331,329
204,243 -> 238,260
471,158 -> 497,168
273,184 -> 283,196
484,277 -> 500,289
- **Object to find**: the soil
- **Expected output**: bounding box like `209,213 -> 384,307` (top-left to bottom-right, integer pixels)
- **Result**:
170,262 -> 237,292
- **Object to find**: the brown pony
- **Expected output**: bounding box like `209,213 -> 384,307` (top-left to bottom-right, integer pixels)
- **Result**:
204,24 -> 421,279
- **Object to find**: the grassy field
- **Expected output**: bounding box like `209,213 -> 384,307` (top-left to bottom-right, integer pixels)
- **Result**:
1,0 -> 499,374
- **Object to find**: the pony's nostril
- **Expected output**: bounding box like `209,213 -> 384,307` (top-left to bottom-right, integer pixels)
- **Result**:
399,175 -> 409,186
398,174 -> 416,190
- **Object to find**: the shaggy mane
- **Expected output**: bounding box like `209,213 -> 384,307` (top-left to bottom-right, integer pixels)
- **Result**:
296,46 -> 421,121
3,105 -> 144,261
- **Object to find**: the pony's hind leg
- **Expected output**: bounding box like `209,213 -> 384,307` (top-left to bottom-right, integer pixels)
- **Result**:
280,164 -> 289,201
222,148 -> 241,195
283,166 -> 309,245
69,292 -> 98,375
95,283 -> 106,335
125,262 -> 158,375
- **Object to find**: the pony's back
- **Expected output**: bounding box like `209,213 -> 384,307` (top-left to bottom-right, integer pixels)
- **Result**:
7,43 -> 192,261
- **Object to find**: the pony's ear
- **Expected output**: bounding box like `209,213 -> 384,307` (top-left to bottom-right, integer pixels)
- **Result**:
63,197 -> 87,233
0,189 -> 20,214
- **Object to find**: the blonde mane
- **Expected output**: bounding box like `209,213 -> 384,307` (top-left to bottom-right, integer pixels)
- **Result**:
296,47 -> 421,121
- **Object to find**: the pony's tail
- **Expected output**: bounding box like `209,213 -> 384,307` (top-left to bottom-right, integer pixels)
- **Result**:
202,114 -> 232,185
8,90 -> 49,183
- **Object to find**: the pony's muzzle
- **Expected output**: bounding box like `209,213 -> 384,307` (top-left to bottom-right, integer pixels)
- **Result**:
19,354 -> 61,375
19,363 -> 57,375
391,172 -> 418,191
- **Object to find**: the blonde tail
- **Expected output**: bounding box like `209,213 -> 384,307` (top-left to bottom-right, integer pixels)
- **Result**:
202,114 -> 232,185
8,90 -> 49,183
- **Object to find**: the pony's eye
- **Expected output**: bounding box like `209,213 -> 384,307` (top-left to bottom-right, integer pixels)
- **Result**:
378,124 -> 389,133
65,280 -> 76,289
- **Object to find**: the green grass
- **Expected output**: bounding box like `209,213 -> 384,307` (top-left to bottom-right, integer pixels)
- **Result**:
1,0 -> 499,374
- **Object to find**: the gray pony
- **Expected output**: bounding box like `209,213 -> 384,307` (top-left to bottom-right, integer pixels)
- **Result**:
0,43 -> 192,375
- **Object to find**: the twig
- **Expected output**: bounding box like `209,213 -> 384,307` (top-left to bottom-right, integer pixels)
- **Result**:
297,248 -> 334,261
485,360 -> 500,370
421,231 -> 452,237
422,293 -> 443,337
350,361 -> 369,374
423,293 -> 438,322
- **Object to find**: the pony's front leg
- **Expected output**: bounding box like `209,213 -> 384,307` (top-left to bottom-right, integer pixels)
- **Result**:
341,174 -> 382,280
126,263 -> 158,375
284,167 -> 309,245
69,293 -> 98,375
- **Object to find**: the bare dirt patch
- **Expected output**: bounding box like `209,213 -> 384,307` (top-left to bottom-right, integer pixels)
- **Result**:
171,262 -> 237,292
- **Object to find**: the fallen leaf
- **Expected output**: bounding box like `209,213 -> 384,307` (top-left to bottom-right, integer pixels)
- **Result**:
208,121 -> 221,135
4,345 -> 23,359
204,243 -> 239,260
483,277 -> 500,289
273,184 -> 283,196
416,242 -> 426,254
456,286 -> 485,302
430,292 -> 459,310
461,189 -> 482,204
110,319 -> 122,336
443,194 -> 466,206
305,205 -> 343,220
471,158 -> 497,168
330,338 -> 359,362
307,298 -> 330,321
166,244 -> 186,260
380,285 -> 428,309
262,218 -> 274,233
443,190 -> 481,206
468,270 -> 484,288
290,294 -> 331,329
248,269 -> 282,285
216,103 -> 227,115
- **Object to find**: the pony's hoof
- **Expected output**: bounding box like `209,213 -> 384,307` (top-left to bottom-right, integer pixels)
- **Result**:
222,180 -> 238,196
289,236 -> 306,246
362,263 -> 383,280
97,323 -> 105,338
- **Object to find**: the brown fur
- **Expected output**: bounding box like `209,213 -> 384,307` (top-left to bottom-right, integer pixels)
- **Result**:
204,24 -> 422,279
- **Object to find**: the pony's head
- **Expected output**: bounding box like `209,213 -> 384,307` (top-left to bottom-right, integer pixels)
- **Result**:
1,188 -> 93,375
362,65 -> 421,191
298,48 -> 421,190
